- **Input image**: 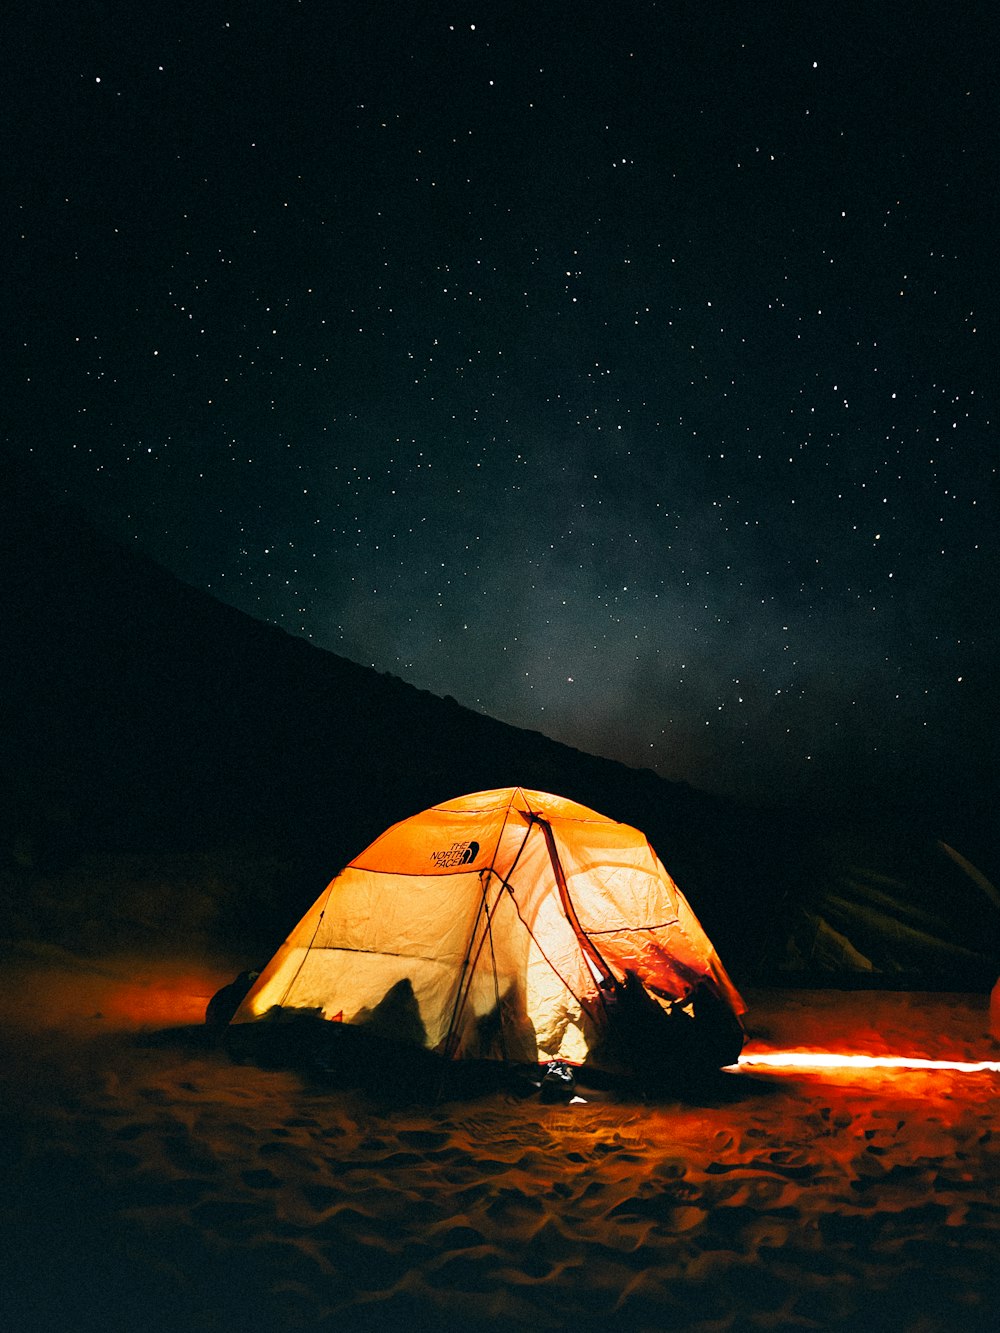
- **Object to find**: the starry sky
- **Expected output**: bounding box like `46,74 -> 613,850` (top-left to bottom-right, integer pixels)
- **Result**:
7,2 -> 998,834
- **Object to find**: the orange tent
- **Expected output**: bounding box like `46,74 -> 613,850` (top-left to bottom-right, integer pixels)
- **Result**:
233,787 -> 745,1072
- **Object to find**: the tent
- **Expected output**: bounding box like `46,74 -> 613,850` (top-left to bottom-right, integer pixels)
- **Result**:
232,787 -> 745,1076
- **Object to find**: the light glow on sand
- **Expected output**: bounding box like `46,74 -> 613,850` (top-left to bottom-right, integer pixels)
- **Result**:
734,1051 -> 1000,1074
2,958 -> 237,1032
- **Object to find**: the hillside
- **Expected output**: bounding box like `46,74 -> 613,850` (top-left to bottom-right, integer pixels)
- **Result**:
2,461 -> 997,989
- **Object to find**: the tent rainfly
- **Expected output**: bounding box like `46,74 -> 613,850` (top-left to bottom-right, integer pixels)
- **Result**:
232,787 -> 746,1074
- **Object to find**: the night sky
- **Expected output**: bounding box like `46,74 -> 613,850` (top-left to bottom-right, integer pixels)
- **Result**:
7,2 -> 998,831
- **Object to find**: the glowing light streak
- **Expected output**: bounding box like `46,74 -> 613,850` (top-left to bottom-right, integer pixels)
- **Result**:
733,1051 -> 1000,1074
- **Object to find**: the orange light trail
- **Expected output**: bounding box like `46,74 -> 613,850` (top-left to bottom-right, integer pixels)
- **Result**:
733,1052 -> 1000,1074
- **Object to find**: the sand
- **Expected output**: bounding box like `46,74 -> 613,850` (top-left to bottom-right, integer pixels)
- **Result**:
2,957 -> 998,1333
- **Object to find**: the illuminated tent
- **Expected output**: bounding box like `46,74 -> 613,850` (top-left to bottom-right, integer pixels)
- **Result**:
232,787 -> 745,1073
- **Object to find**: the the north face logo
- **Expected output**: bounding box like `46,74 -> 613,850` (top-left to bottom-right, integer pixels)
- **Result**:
430,840 -> 480,868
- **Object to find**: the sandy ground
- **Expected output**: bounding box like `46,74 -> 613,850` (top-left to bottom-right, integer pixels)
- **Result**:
2,955 -> 999,1333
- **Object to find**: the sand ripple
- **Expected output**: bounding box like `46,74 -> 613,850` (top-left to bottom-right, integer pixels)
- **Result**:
3,987 -> 999,1331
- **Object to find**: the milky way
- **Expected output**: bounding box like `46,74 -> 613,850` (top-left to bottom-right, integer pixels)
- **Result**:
7,2 -> 997,831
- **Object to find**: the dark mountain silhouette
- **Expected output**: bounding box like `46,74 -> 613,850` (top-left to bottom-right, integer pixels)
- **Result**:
2,459 -> 997,989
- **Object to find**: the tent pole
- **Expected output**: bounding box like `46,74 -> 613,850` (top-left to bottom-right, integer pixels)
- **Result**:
439,872 -> 491,1060
530,814 -> 616,988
